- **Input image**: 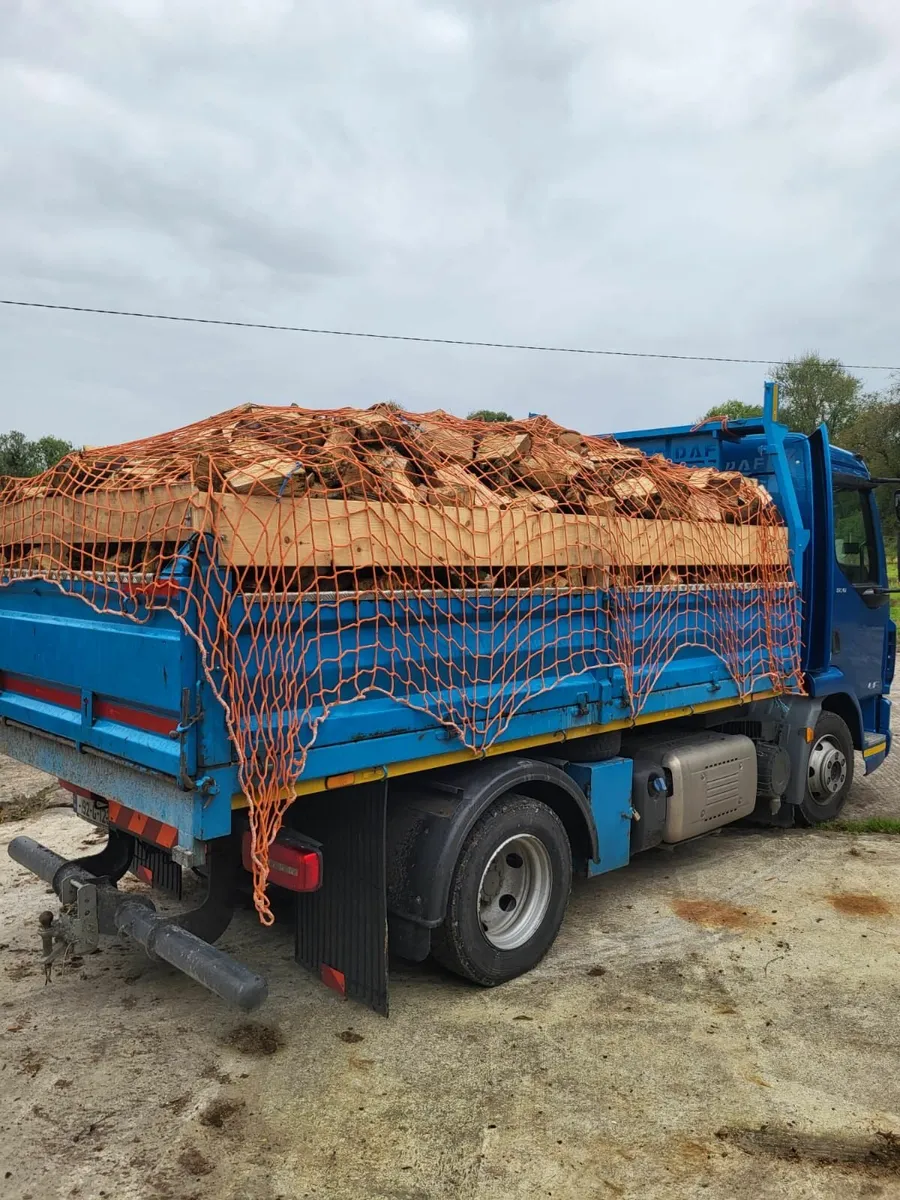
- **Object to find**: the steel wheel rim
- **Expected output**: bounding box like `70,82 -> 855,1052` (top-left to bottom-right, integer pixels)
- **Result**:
478,833 -> 553,950
807,734 -> 848,801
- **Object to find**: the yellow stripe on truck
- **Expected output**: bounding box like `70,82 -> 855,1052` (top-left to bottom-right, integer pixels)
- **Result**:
863,742 -> 887,758
231,689 -> 780,809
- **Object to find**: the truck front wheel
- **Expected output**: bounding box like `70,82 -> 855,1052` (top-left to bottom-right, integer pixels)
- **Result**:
431,793 -> 572,986
797,711 -> 855,825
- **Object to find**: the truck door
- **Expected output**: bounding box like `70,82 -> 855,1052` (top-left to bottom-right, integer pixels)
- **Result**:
830,478 -> 889,697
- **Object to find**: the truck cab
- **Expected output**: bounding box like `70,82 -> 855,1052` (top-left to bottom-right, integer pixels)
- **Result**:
814,444 -> 894,768
614,382 -> 894,811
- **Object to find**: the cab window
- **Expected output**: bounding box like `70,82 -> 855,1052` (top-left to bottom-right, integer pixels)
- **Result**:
833,486 -> 880,585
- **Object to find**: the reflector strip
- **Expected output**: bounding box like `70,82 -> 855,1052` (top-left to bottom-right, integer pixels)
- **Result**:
0,672 -> 176,737
1,674 -> 78,710
94,698 -> 175,737
320,964 -> 346,995
108,800 -> 178,850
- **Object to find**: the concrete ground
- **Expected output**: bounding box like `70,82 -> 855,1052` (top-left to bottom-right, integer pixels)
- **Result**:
1,743 -> 899,1200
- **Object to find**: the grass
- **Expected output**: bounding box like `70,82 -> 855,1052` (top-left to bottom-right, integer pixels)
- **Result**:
888,555 -> 900,624
821,817 -> 900,834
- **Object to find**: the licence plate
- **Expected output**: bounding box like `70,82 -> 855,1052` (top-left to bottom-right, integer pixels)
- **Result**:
74,793 -> 110,829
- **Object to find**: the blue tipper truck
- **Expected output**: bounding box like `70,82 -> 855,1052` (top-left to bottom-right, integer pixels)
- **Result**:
2,382 -> 896,1012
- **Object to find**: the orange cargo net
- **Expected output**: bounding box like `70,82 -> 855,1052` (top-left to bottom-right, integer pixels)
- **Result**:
0,404 -> 802,921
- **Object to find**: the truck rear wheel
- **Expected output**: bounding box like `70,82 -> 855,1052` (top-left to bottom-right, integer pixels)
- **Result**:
431,793 -> 572,986
796,711 -> 854,825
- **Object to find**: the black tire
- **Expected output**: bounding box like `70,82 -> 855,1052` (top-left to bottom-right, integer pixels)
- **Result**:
796,711 -> 855,826
431,793 -> 572,986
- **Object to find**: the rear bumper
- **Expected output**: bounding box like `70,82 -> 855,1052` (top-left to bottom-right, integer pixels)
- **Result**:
0,719 -> 236,847
7,834 -> 268,1011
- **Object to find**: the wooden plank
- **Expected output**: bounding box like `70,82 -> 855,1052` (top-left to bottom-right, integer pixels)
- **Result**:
0,483 -> 202,545
611,517 -> 787,567
4,486 -> 789,573
213,496 -> 789,570
213,498 -> 601,569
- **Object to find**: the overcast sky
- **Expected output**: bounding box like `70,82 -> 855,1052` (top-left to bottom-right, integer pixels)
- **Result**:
1,0 -> 898,446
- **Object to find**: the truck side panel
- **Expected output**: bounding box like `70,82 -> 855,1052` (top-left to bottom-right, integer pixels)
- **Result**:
0,581 -> 194,777
232,583 -> 797,781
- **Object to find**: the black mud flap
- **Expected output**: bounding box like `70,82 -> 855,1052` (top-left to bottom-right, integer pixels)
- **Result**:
292,781 -> 389,1016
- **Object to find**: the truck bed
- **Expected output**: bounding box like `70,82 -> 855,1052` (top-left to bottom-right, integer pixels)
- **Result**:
0,568 -> 798,851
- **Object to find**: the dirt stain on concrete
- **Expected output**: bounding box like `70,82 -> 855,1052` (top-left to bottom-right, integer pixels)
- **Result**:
671,898 -> 762,930
220,1022 -> 283,1057
673,1139 -> 713,1166
199,1097 -> 244,1129
17,1048 -> 42,1077
177,1147 -> 213,1177
719,1126 -> 900,1176
4,962 -> 36,982
827,892 -> 892,917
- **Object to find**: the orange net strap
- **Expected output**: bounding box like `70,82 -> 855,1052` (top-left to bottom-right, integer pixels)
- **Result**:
0,404 -> 803,921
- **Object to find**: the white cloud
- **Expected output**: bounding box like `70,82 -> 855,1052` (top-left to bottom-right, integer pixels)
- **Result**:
1,0 -> 899,444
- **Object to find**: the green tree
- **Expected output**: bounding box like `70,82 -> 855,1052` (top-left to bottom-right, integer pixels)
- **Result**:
698,400 -> 764,422
774,354 -> 862,437
35,435 -> 74,469
839,384 -> 900,539
467,409 -> 514,422
0,431 -> 74,477
839,390 -> 900,472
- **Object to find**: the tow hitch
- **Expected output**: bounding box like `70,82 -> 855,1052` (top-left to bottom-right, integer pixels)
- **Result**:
36,891 -> 97,982
9,835 -> 268,1011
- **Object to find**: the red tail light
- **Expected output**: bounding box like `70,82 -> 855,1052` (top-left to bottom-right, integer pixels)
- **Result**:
241,831 -> 322,893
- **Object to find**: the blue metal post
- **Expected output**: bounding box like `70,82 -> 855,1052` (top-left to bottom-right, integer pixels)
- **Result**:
762,380 -> 808,591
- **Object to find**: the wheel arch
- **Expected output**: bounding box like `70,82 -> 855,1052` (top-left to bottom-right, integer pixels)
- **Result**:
821,691 -> 863,751
385,756 -> 597,942
508,776 -> 596,871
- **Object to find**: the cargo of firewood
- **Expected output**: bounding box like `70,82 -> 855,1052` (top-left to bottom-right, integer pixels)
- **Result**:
0,403 -> 787,583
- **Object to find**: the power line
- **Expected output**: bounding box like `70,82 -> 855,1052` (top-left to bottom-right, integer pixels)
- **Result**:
2,297 -> 898,371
